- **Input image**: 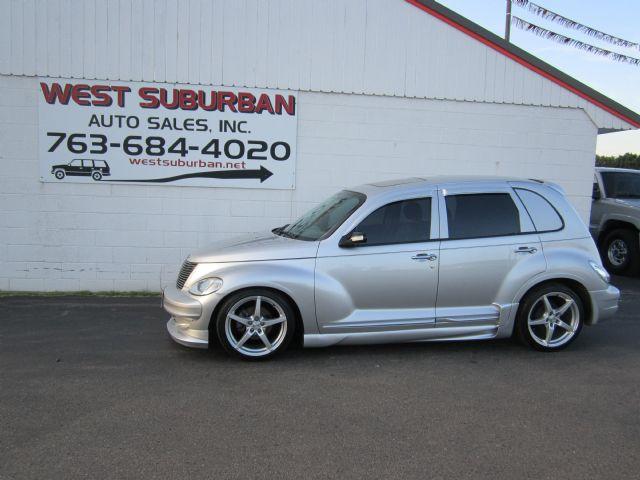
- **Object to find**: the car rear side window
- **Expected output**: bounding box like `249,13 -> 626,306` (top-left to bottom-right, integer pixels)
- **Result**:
445,193 -> 520,239
355,198 -> 431,245
514,188 -> 563,232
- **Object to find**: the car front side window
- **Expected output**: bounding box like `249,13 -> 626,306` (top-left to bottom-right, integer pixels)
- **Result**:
353,197 -> 432,246
600,172 -> 640,199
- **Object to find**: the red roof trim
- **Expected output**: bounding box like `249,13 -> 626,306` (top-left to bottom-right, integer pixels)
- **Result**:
405,0 -> 640,129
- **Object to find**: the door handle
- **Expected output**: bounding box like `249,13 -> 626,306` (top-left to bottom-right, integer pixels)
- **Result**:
412,253 -> 437,261
514,246 -> 537,254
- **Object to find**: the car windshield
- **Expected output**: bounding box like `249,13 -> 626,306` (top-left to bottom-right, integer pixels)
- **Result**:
274,190 -> 366,241
601,171 -> 640,199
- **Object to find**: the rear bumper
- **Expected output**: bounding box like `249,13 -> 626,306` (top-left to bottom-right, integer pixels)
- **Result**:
589,284 -> 620,324
162,286 -> 209,348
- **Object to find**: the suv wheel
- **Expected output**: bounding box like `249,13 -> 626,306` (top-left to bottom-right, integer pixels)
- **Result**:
54,169 -> 65,180
215,289 -> 296,360
601,228 -> 640,276
91,171 -> 103,181
515,283 -> 583,352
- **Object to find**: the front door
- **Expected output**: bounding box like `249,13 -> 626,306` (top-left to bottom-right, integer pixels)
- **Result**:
315,195 -> 439,333
66,159 -> 84,176
435,187 -> 545,327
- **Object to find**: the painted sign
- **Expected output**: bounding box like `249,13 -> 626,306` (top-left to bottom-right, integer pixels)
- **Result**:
38,79 -> 297,189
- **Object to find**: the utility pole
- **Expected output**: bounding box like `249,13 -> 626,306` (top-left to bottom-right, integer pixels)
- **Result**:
505,0 -> 512,41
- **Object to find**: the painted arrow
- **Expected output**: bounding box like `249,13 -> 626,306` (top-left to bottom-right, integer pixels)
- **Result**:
103,166 -> 273,183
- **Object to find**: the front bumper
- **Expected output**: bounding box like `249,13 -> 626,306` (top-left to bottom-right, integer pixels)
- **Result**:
163,285 -> 209,348
589,284 -> 620,324
166,318 -> 208,348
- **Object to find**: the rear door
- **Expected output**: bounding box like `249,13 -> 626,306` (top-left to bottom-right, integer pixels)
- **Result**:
81,159 -> 94,175
435,185 -> 545,327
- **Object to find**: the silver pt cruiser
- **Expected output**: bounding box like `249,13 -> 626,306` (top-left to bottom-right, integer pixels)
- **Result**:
163,176 -> 619,360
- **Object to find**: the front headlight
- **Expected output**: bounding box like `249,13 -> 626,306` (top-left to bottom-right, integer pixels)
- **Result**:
189,277 -> 223,296
589,261 -> 610,284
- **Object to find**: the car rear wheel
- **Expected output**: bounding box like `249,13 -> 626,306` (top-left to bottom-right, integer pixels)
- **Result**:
215,289 -> 296,360
54,169 -> 65,179
91,171 -> 103,181
515,283 -> 583,352
601,228 -> 640,276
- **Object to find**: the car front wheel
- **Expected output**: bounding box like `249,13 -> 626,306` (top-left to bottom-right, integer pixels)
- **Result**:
515,283 -> 583,352
215,289 -> 296,360
601,228 -> 640,276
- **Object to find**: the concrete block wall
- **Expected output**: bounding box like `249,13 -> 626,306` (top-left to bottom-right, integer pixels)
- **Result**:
0,75 -> 597,291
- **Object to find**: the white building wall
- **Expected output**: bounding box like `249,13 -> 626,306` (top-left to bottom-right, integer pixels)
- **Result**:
0,0 -> 633,131
0,74 -> 597,291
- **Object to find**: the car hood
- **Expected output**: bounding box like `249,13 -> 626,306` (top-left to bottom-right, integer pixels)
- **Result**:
614,198 -> 640,208
188,232 -> 319,263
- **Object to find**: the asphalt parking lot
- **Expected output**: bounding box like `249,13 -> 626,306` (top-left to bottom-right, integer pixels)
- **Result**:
1,277 -> 639,480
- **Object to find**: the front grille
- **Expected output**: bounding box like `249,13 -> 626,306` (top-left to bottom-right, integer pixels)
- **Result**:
176,260 -> 197,289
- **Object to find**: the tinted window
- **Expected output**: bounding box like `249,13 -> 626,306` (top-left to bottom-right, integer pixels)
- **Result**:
446,193 -> 520,239
275,190 -> 365,241
600,171 -> 640,199
355,198 -> 431,245
515,188 -> 563,232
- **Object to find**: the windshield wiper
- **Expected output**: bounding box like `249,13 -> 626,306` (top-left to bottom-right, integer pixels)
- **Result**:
272,225 -> 295,238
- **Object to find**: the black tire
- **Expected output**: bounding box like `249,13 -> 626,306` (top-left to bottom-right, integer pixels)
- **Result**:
600,228 -> 640,276
214,288 -> 296,360
515,283 -> 584,352
54,170 -> 65,179
92,171 -> 103,181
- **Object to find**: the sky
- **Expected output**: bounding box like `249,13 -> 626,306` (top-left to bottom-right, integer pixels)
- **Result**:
435,0 -> 640,156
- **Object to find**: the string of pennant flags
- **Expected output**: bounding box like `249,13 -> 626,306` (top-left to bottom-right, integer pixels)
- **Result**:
510,0 -> 640,66
511,16 -> 640,67
512,0 -> 639,49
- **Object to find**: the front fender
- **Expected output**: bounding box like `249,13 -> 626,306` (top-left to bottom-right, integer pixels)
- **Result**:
191,259 -> 318,334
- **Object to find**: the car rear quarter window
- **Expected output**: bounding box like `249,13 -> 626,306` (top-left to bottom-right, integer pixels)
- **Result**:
355,197 -> 431,245
445,193 -> 520,239
514,188 -> 563,232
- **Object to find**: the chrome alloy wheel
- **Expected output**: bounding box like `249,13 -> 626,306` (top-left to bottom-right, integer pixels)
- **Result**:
224,295 -> 288,357
527,292 -> 580,348
608,239 -> 628,267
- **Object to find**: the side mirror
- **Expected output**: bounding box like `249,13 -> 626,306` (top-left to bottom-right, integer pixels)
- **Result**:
339,231 -> 367,248
592,184 -> 602,200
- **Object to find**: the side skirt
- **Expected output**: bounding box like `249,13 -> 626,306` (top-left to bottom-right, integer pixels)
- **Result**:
304,303 -> 518,348
303,324 -> 499,348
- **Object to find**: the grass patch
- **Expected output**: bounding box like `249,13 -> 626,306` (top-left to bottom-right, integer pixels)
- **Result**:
0,290 -> 160,298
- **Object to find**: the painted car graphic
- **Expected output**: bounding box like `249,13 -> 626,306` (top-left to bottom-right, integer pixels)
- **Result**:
51,159 -> 111,181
